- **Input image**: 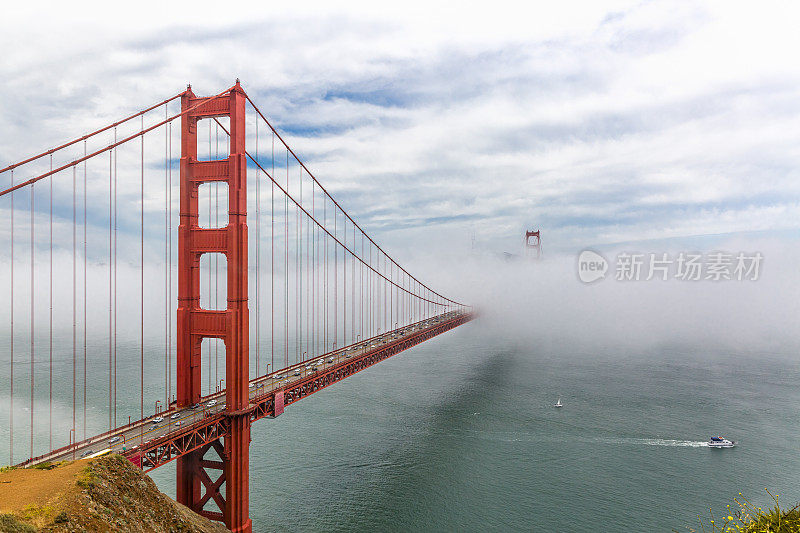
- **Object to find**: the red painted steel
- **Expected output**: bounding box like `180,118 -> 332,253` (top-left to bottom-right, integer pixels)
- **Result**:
176,82 -> 252,533
274,390 -> 285,417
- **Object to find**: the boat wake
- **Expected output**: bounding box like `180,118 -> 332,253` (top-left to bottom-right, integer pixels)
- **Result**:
595,437 -> 708,448
464,431 -> 709,448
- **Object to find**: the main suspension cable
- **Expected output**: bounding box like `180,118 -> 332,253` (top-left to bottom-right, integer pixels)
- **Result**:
244,95 -> 466,308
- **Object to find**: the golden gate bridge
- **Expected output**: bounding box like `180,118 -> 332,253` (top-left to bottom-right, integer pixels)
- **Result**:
0,81 -> 473,532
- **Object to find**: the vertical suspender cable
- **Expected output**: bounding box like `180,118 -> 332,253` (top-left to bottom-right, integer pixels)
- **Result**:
295,165 -> 299,363
49,156 -> 53,452
377,248 -> 380,332
317,186 -> 320,355
214,124 -> 219,389
402,272 -> 405,325
30,172 -> 35,459
299,166 -> 302,361
389,260 -> 392,330
72,165 -> 77,453
83,142 -> 87,440
360,233 -> 363,342
271,132 -> 274,374
323,196 -> 327,351
368,243 -> 372,336
108,149 -> 112,430
284,149 -> 288,368
375,250 -> 386,333
396,264 -> 399,326
394,263 -> 397,328
307,174 -> 311,356
168,121 -> 173,403
334,207 -> 337,347
141,115 -> 145,419
9,169 -> 13,464
208,126 -> 212,394
294,167 -> 303,362
352,224 -> 355,343
381,254 -> 389,331
305,172 -> 309,359
164,107 -> 169,413
255,117 -> 260,376
343,216 -> 346,346
312,181 -> 315,357
377,251 -> 380,334
113,129 -> 118,428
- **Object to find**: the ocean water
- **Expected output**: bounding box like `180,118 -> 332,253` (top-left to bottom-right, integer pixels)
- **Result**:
139,320 -> 800,532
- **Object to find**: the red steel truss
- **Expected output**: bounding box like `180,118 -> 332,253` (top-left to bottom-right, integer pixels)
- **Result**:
124,312 -> 473,466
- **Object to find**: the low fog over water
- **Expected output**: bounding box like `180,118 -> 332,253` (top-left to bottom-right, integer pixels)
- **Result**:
425,233 -> 800,357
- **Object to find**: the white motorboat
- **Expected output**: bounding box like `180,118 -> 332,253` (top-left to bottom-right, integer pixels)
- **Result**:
708,436 -> 735,448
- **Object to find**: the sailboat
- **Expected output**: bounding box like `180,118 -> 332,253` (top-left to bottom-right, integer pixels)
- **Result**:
554,397 -> 563,408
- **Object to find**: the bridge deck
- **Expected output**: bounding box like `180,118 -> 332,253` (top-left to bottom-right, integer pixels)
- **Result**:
21,311 -> 474,470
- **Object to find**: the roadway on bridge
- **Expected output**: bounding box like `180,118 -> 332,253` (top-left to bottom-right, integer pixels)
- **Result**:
37,311 -> 461,464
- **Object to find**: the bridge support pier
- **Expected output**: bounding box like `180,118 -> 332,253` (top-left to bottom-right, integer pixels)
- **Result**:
224,416 -> 251,532
176,81 -> 252,532
176,448 -> 201,512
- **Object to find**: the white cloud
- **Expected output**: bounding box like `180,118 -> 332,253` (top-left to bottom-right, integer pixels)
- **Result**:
2,0 -> 800,259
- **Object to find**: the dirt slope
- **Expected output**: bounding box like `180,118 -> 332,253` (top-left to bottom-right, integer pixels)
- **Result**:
0,455 -> 229,532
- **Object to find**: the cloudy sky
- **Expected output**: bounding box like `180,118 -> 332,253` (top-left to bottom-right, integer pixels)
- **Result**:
2,0 -> 800,258
3,2 -> 800,463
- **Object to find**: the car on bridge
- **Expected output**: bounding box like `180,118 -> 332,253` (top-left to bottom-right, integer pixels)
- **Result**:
170,413 -> 181,419
152,417 -> 164,423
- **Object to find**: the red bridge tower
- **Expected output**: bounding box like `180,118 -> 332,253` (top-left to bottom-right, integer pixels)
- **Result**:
525,229 -> 541,259
175,82 -> 252,532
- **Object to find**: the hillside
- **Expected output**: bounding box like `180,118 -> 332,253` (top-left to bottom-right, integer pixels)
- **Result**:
0,455 -> 229,532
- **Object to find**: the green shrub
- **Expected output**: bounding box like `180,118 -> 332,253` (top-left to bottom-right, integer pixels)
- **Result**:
683,490 -> 800,533
0,513 -> 36,533
30,461 -> 57,471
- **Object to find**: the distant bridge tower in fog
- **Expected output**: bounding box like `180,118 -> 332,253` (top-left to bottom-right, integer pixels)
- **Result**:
524,230 -> 541,259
